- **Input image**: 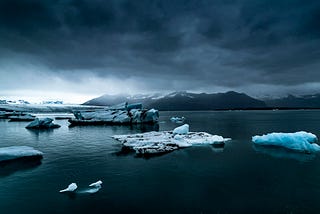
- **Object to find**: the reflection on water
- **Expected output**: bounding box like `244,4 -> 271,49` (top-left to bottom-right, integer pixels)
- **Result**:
68,123 -> 159,132
253,144 -> 316,162
27,128 -> 55,139
0,158 -> 42,177
210,143 -> 225,153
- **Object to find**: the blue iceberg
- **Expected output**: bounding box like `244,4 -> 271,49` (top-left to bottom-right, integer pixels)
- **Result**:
252,131 -> 320,153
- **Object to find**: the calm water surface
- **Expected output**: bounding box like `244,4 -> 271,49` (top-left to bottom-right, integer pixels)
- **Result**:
1,110 -> 320,213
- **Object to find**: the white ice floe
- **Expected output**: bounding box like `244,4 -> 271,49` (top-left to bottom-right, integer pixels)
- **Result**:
170,116 -> 185,123
26,118 -> 61,129
113,124 -> 231,156
89,180 -> 103,187
0,146 -> 43,162
173,124 -> 189,135
252,131 -> 320,153
59,183 -> 78,193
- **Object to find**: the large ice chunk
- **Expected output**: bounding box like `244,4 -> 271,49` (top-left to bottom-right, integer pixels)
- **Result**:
0,146 -> 43,162
113,124 -> 231,156
26,118 -> 61,129
70,108 -> 159,125
252,131 -> 320,153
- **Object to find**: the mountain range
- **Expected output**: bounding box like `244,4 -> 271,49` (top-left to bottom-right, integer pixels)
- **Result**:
83,91 -> 320,110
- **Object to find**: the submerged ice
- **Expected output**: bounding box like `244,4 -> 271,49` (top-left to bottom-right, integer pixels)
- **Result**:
252,131 -> 320,153
80,180 -> 103,194
113,124 -> 231,156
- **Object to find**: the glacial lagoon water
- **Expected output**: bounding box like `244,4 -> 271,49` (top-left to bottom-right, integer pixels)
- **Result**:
1,110 -> 320,213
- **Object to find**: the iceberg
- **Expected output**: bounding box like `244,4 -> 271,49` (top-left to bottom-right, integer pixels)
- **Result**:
0,111 -> 21,119
8,114 -> 36,122
0,146 -> 43,162
113,124 -> 231,156
252,131 -> 320,153
59,183 -> 78,193
26,118 -> 61,129
170,116 -> 185,123
69,108 -> 159,126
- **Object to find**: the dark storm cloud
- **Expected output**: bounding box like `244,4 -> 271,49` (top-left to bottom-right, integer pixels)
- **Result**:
1,0 -> 320,96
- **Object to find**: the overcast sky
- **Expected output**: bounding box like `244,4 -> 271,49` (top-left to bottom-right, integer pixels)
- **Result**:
1,0 -> 320,103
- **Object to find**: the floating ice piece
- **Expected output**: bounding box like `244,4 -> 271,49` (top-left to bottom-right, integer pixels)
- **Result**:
70,108 -> 159,126
0,146 -> 43,162
89,180 -> 102,187
26,118 -> 60,129
173,124 -> 189,135
252,131 -> 320,153
170,116 -> 185,123
59,183 -> 77,193
77,181 -> 103,194
8,114 -> 36,122
113,125 -> 230,156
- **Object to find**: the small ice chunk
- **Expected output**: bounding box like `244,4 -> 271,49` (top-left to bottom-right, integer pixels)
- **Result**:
170,116 -> 185,123
173,124 -> 189,135
89,180 -> 102,187
77,180 -> 103,194
59,183 -> 77,193
252,131 -> 320,153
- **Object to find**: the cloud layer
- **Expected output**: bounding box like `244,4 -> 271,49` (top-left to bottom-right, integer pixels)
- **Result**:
1,0 -> 320,102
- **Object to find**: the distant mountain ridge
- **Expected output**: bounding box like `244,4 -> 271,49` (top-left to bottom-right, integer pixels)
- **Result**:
83,91 -> 267,110
264,94 -> 320,108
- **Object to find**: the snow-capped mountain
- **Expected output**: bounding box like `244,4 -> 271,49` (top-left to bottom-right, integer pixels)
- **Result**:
83,91 -> 267,110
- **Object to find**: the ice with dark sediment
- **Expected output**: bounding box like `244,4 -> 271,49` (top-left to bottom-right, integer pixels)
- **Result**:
252,131 -> 320,153
26,118 -> 61,129
69,104 -> 159,125
112,124 -> 231,156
